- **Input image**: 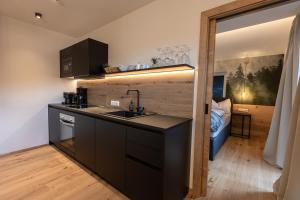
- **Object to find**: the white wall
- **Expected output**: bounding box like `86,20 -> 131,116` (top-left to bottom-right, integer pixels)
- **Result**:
0,16 -> 76,154
81,0 -> 234,67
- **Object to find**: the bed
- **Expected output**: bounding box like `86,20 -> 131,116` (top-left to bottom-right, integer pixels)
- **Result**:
209,97 -> 232,161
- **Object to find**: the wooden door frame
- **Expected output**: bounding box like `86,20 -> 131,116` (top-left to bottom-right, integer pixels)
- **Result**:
191,0 -> 293,198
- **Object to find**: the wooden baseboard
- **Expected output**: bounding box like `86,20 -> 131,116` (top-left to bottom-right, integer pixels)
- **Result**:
0,144 -> 49,158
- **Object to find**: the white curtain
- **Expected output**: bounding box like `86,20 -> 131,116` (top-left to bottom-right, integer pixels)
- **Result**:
273,67 -> 300,200
263,14 -> 300,168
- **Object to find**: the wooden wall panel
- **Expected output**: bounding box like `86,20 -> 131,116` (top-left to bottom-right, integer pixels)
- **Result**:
77,71 -> 195,118
233,104 -> 274,136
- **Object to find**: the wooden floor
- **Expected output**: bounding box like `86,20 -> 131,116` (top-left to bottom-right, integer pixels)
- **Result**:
0,136 -> 281,200
0,146 -> 128,200
199,136 -> 281,200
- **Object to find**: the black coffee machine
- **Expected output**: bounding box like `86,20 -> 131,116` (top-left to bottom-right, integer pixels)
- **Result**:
63,87 -> 87,105
63,92 -> 76,105
76,87 -> 88,105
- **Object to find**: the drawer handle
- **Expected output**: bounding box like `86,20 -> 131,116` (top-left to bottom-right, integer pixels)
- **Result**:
126,155 -> 161,170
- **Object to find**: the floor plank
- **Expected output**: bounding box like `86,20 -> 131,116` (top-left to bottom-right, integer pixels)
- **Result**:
0,146 -> 128,200
199,136 -> 281,200
0,136 -> 281,200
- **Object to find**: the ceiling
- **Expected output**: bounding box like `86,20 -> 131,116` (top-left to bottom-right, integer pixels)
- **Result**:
215,1 -> 300,60
217,0 -> 300,33
0,0 -> 155,37
215,16 -> 294,60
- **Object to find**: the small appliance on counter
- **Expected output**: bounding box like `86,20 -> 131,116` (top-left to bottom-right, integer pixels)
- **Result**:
63,92 -> 76,105
76,87 -> 87,105
62,87 -> 88,106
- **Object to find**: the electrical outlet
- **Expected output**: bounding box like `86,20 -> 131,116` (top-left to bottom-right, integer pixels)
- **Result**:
111,100 -> 120,107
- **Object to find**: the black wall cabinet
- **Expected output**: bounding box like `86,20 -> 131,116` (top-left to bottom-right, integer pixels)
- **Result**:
60,38 -> 108,78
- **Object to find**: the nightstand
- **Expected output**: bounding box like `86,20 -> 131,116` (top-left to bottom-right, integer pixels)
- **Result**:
231,111 -> 252,139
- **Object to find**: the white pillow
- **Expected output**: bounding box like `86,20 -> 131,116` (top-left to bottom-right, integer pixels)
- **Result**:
217,99 -> 231,114
212,100 -> 219,109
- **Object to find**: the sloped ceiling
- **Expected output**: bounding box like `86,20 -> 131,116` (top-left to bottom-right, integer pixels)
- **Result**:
217,0 -> 300,34
215,0 -> 300,60
0,0 -> 155,37
216,16 -> 294,60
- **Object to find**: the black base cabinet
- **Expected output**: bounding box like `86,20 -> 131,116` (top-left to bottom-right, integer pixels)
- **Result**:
74,114 -> 96,171
48,107 -> 96,171
49,106 -> 191,200
48,108 -> 60,144
125,125 -> 191,200
125,158 -> 163,200
95,119 -> 126,191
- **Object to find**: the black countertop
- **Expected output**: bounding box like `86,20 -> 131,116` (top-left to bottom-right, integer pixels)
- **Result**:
48,104 -> 192,132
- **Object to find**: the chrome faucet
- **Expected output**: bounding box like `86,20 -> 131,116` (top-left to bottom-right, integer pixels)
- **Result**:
126,89 -> 143,113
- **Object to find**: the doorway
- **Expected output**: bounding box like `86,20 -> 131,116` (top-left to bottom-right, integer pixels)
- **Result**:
191,0 -> 298,198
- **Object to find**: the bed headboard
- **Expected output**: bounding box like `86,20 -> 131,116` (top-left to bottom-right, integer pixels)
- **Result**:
213,97 -> 227,103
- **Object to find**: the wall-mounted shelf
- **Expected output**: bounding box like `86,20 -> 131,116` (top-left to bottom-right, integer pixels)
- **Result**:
75,64 -> 194,79
104,64 -> 194,77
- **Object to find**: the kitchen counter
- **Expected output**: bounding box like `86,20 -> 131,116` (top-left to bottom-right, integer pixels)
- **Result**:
49,103 -> 191,199
48,104 -> 192,132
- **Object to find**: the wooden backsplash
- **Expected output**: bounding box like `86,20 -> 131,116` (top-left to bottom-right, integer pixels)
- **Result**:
77,71 -> 195,118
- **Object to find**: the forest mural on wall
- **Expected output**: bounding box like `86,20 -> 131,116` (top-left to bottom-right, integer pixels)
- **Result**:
215,54 -> 284,106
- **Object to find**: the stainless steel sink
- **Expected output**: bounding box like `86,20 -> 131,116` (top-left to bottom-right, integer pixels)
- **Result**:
105,111 -> 145,119
67,104 -> 95,109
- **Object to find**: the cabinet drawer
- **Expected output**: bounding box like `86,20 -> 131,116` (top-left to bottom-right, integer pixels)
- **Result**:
125,158 -> 163,200
126,127 -> 163,168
